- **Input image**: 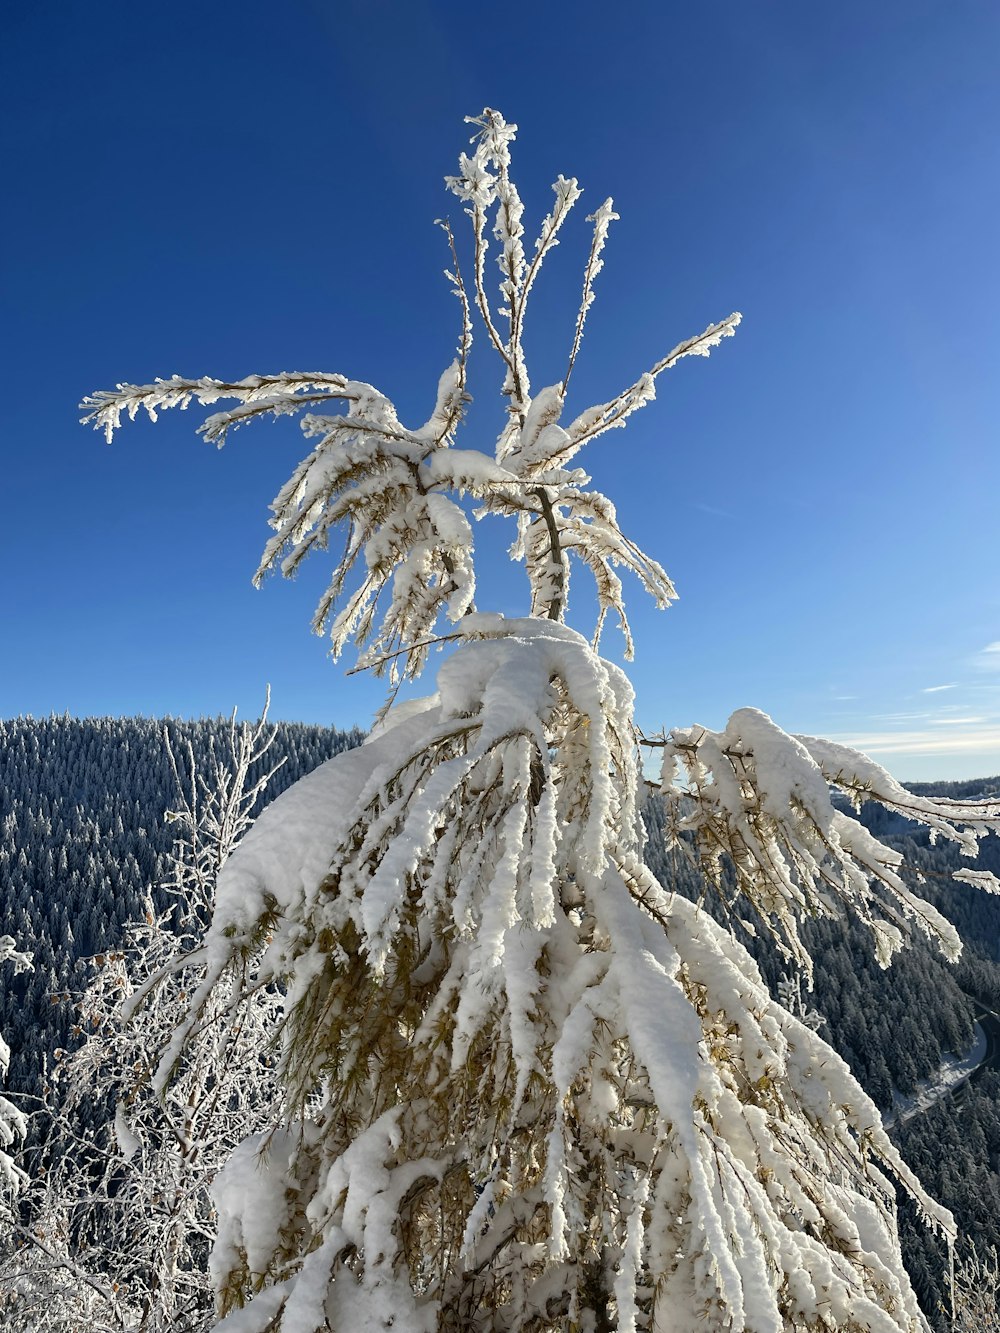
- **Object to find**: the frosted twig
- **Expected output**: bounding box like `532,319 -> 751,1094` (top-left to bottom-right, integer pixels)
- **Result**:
563,198 -> 618,395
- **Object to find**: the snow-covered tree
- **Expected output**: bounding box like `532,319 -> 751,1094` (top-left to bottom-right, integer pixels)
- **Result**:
952,1241 -> 1000,1332
83,109 -> 1000,1332
0,937 -> 31,1202
0,709 -> 283,1332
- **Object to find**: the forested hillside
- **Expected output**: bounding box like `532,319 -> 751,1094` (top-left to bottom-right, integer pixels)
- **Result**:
1,715 -> 998,1327
0,714 -> 363,1116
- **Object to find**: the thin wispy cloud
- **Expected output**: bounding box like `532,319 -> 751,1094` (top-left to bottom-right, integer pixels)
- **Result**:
871,711 -> 932,724
928,715 -> 985,726
972,642 -> 1000,670
690,502 -> 734,519
833,725 -> 1000,756
921,683 -> 955,693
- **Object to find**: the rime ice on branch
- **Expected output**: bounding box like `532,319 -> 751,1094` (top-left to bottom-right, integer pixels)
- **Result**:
83,108 -> 1000,1332
0,712 -> 286,1333
0,937 -> 30,1202
83,108 -> 737,682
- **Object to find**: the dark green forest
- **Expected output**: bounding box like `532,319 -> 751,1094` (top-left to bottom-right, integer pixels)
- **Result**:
1,715 -> 998,1328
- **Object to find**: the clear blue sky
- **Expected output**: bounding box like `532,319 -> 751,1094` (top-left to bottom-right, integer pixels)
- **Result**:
3,1 -> 999,781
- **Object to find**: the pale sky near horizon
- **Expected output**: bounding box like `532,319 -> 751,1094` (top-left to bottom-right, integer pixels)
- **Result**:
3,0 -> 999,782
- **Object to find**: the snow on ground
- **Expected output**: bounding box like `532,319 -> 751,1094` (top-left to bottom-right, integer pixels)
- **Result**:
883,1022 -> 988,1129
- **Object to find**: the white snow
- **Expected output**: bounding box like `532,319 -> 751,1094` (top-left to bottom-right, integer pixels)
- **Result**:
883,1022 -> 988,1129
113,1103 -> 142,1163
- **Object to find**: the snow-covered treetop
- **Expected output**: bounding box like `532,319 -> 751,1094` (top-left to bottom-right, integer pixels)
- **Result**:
82,108 -> 739,682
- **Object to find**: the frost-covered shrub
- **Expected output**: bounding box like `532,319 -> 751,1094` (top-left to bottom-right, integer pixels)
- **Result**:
0,937 -> 30,1201
0,713 -> 284,1333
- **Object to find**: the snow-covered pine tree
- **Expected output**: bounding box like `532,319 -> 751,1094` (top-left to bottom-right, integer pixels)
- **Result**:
84,109 -> 1000,1332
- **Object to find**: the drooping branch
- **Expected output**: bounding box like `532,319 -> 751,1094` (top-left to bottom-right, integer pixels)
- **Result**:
81,372 -> 352,445
653,707 -> 1000,979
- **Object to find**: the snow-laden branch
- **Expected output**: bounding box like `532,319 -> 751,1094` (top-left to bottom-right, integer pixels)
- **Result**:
658,708 -> 1000,979
160,622 -> 966,1331
81,372 -> 352,445
84,110 -> 738,677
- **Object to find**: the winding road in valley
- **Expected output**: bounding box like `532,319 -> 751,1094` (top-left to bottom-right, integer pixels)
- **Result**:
949,998 -> 1000,1108
887,994 -> 1000,1129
